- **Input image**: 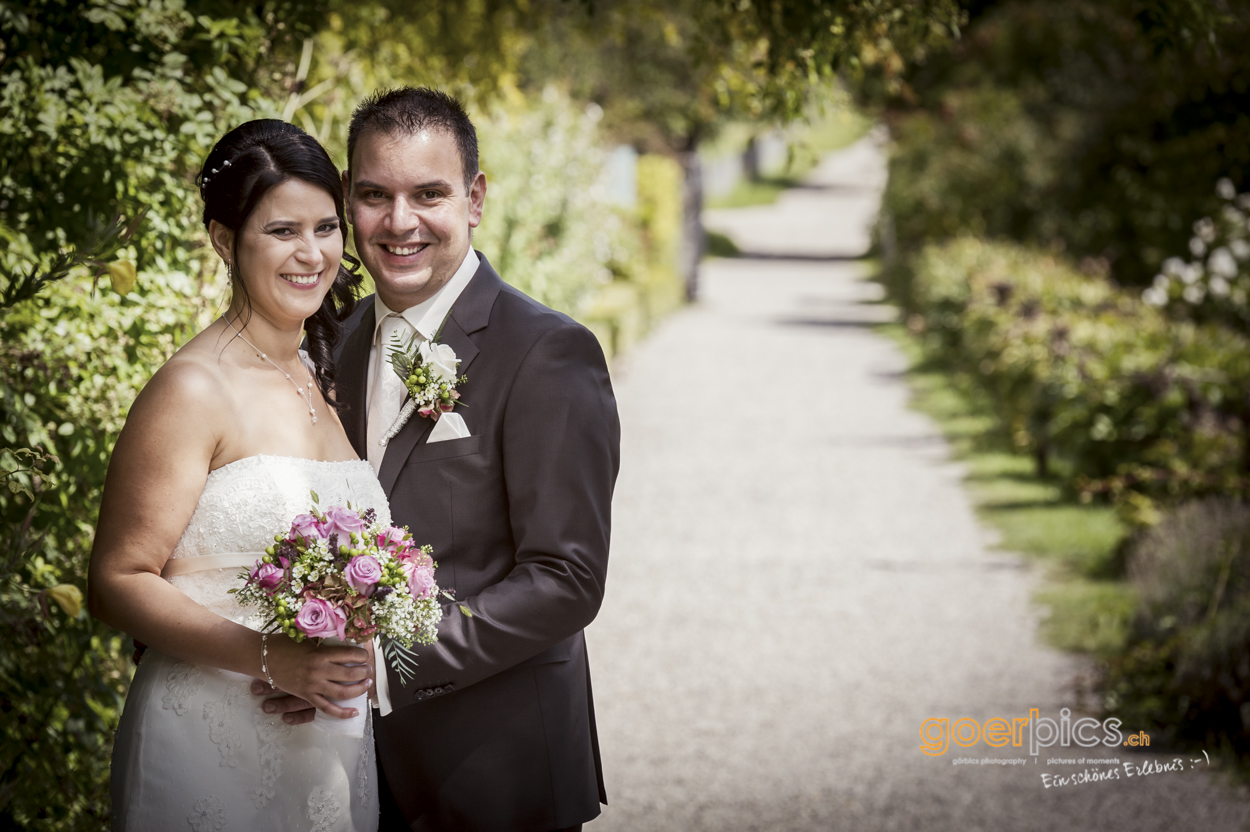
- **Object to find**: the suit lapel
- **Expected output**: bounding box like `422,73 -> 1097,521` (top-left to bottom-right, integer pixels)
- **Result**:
337,303 -> 375,458
438,315 -> 478,381
377,402 -> 437,495
376,252 -> 505,496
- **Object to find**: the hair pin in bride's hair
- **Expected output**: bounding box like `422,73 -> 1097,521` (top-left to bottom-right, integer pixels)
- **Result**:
200,157 -> 235,193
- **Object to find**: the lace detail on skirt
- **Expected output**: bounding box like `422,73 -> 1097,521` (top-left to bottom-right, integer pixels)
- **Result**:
307,786 -> 342,832
186,795 -> 227,830
163,662 -> 204,716
203,682 -> 248,767
250,709 -> 293,809
356,709 -> 373,806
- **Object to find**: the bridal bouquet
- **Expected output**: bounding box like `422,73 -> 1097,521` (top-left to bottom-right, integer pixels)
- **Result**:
232,492 -> 443,734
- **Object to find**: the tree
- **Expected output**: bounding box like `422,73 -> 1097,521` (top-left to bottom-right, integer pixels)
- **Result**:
513,0 -> 963,298
866,0 -> 1245,285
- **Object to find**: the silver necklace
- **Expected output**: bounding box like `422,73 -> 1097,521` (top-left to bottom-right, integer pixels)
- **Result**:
225,318 -> 318,424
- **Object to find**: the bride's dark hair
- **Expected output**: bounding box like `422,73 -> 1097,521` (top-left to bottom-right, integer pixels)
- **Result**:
196,119 -> 361,407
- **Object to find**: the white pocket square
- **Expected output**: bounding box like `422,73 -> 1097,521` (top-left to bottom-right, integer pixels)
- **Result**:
427,411 -> 471,443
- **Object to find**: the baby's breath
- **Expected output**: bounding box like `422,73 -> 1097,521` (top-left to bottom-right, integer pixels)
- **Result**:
233,500 -> 442,649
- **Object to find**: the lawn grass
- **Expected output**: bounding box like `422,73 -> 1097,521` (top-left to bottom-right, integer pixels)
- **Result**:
708,176 -> 803,209
706,110 -> 872,210
878,322 -> 1136,657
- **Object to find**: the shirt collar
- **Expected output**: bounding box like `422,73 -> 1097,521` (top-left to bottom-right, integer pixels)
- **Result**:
372,247 -> 480,344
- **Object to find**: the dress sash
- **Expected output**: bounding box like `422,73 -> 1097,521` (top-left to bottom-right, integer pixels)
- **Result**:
160,552 -> 263,578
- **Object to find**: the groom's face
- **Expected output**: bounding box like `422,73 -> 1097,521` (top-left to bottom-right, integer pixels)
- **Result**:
345,128 -> 486,311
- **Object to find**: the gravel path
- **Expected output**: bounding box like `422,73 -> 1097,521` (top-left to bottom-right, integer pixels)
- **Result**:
585,136 -> 1250,831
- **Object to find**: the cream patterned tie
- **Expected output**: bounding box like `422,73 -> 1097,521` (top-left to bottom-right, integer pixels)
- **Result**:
367,314 -> 416,473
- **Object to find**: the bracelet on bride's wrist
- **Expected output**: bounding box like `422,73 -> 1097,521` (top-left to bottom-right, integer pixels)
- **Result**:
261,634 -> 279,691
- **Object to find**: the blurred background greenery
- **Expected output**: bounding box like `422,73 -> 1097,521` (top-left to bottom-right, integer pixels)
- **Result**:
5,0 -> 1250,827
867,0 -> 1250,780
0,0 -> 960,827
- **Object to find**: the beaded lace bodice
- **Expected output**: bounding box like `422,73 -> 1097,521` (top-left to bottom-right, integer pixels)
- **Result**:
165,455 -> 390,627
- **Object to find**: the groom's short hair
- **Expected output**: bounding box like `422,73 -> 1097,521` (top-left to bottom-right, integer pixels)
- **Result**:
347,86 -> 479,193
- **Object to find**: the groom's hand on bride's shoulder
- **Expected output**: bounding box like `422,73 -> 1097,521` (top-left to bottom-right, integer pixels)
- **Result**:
249,682 -> 318,725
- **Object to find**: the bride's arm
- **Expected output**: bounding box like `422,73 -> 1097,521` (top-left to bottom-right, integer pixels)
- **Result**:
86,360 -> 371,718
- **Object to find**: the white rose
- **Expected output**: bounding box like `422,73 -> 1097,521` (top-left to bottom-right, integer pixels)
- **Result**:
418,341 -> 460,383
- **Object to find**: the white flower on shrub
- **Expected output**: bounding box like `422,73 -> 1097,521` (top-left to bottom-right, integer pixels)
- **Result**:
1143,178 -> 1250,323
1209,247 -> 1237,278
1195,216 -> 1217,243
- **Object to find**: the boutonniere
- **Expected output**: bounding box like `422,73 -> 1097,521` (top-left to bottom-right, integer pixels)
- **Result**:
378,329 -> 468,447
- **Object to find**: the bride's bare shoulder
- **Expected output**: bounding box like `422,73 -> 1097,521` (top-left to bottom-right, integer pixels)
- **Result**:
123,334 -> 233,438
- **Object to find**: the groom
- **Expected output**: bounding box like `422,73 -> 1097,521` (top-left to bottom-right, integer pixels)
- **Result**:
335,87 -> 616,831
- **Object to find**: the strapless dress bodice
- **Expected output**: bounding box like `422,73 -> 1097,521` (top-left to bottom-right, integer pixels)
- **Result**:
165,455 -> 391,626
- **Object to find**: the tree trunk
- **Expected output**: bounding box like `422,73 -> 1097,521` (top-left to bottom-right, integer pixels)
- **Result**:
677,142 -> 704,302
1243,382 -> 1250,474
743,135 -> 760,182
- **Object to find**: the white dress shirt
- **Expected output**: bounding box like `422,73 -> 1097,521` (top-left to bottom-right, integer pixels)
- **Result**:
365,248 -> 478,717
365,247 -> 480,419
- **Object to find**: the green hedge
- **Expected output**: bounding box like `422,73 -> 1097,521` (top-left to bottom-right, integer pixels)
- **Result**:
1107,498 -> 1250,760
0,3 -> 305,826
900,238 -> 1250,521
896,237 -> 1250,766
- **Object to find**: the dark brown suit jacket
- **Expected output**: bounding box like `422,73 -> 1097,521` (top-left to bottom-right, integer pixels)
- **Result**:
336,254 -> 619,831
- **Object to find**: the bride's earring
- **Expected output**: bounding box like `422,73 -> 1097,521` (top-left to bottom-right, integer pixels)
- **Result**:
226,262 -> 234,286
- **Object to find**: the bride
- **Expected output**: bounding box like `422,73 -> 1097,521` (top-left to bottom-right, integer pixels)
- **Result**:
88,120 -> 382,830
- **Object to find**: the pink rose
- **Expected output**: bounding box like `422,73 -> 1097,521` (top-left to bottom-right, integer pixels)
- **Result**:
404,562 -> 437,600
294,598 -> 346,640
322,506 -> 367,542
289,513 -> 325,543
251,562 -> 284,593
376,526 -> 408,553
344,555 -> 382,596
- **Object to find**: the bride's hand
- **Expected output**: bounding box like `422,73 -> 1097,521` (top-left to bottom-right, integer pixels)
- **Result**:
257,635 -> 372,721
252,639 -> 377,724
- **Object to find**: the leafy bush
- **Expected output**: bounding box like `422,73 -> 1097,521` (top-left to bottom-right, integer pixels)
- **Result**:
873,0 -> 1250,286
474,88 -> 636,316
903,238 -> 1250,517
0,2 -> 314,826
1144,179 -> 1250,329
1104,499 -> 1250,757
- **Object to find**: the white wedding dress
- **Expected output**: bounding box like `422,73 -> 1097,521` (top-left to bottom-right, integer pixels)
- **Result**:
111,455 -> 386,831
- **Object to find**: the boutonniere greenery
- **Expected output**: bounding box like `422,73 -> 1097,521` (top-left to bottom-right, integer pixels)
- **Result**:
378,329 -> 468,447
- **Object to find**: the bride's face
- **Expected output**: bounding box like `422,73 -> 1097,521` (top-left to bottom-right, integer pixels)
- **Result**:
221,178 -> 344,326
